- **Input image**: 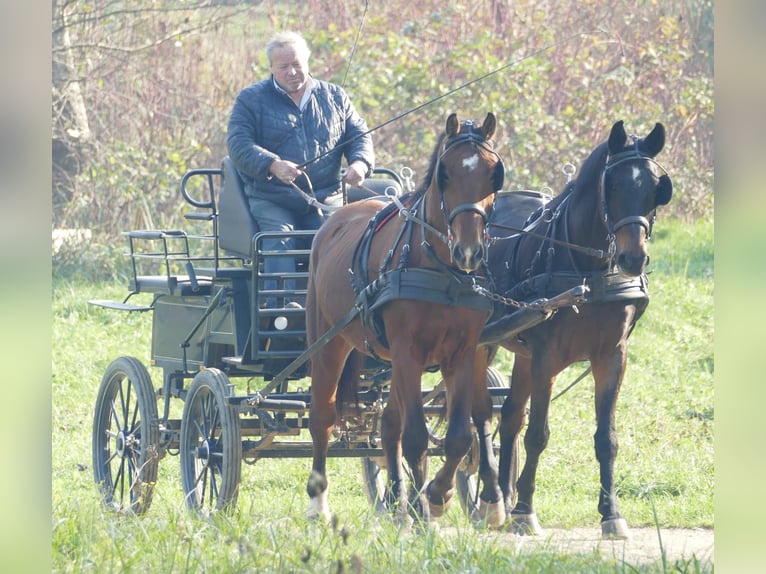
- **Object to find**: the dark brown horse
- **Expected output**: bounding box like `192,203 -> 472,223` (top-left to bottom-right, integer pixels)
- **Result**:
305,113 -> 505,524
474,121 -> 672,537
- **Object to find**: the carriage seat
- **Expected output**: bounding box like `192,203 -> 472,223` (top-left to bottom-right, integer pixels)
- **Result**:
219,156 -> 259,259
217,156 -> 404,259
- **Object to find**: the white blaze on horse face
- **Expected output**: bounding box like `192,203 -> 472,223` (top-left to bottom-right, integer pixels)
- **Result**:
463,153 -> 480,172
632,166 -> 642,187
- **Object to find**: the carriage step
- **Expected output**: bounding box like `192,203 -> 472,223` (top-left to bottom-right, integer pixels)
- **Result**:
88,299 -> 153,312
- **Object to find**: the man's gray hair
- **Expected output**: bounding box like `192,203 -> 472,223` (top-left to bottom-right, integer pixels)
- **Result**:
266,31 -> 311,64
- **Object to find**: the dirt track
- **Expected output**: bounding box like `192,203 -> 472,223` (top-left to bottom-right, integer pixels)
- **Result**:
497,526 -> 714,566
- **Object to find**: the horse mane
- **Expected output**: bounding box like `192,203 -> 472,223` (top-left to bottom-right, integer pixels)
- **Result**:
413,129 -> 450,195
553,141 -> 609,204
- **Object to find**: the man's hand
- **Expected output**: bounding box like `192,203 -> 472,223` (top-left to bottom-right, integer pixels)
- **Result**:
344,161 -> 367,188
269,159 -> 303,184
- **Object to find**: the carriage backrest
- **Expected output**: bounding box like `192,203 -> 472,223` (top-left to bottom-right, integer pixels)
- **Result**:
219,156 -> 260,258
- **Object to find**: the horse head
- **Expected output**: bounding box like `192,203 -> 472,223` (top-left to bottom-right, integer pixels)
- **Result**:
601,120 -> 673,277
432,112 -> 504,272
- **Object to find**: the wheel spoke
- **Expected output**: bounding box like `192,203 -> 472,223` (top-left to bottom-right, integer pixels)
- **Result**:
105,449 -> 118,466
129,388 -> 141,434
198,460 -> 209,502
115,456 -> 126,506
109,400 -> 122,432
208,459 -> 220,506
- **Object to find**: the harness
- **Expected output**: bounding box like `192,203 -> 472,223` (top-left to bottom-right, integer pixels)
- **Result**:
498,144 -> 670,309
349,195 -> 493,351
347,126 -> 500,351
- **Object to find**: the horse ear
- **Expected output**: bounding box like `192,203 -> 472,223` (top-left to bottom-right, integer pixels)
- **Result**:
655,174 -> 673,206
482,112 -> 497,140
446,113 -> 459,137
608,120 -> 628,154
641,123 -> 666,157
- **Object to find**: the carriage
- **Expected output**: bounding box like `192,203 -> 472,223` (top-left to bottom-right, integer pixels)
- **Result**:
89,116 -> 670,537
89,148 -> 520,517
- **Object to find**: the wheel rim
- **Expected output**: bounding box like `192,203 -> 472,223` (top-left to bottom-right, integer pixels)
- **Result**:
92,357 -> 158,514
180,369 -> 241,513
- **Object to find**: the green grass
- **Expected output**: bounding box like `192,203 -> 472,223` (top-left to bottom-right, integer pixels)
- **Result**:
51,218 -> 713,572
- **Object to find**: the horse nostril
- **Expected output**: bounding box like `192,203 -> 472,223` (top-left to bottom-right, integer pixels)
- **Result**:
617,252 -> 649,276
474,246 -> 484,265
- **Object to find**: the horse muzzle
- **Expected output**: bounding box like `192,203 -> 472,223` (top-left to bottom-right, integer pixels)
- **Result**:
612,216 -> 651,277
447,203 -> 489,272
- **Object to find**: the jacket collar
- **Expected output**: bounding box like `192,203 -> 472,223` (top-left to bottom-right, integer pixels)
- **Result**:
272,75 -> 315,110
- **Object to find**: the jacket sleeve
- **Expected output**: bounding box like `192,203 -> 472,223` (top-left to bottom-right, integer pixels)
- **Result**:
226,88 -> 278,182
339,91 -> 375,176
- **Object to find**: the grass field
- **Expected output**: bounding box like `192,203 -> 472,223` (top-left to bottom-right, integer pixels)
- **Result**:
51,217 -> 713,573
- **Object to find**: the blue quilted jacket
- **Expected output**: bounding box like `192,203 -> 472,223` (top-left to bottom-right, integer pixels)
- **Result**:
227,77 -> 375,213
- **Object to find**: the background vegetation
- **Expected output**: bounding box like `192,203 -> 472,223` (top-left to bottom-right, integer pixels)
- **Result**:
53,0 -> 713,263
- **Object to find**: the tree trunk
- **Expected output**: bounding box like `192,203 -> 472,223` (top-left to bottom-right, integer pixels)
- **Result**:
52,0 -> 92,224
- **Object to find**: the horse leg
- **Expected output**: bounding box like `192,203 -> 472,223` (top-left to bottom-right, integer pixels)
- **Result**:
380,354 -> 429,525
506,355 -> 552,535
468,346 -> 505,528
592,349 -> 631,539
426,359 -> 476,521
400,384 -> 430,524
496,356 -> 530,516
306,339 -> 349,523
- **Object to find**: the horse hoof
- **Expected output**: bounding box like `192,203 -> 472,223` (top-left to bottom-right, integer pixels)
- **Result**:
305,506 -> 331,523
428,499 -> 449,519
473,499 -> 506,529
306,491 -> 331,523
426,482 -> 452,519
509,512 -> 543,536
601,517 -> 631,540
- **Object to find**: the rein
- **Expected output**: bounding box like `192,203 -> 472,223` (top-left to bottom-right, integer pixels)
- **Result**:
297,31 -> 603,173
489,204 -> 610,261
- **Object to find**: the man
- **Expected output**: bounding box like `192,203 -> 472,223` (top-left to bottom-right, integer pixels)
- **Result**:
227,31 -> 374,307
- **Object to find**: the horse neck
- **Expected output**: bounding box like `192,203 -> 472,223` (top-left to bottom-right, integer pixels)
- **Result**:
415,183 -> 452,265
558,171 -> 611,272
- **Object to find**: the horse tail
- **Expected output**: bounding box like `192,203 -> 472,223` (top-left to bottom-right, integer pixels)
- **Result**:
336,349 -> 364,418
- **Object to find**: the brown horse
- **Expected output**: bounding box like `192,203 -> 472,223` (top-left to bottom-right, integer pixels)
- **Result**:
305,112 -> 505,524
475,121 -> 673,537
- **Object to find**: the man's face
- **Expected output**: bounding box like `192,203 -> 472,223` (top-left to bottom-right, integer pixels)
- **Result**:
270,46 -> 309,95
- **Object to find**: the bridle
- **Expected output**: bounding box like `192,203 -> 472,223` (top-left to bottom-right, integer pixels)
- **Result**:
598,139 -> 671,243
425,123 -> 504,261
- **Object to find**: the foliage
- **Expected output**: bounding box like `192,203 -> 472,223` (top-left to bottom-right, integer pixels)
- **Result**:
52,0 -> 713,244
51,218 -> 713,571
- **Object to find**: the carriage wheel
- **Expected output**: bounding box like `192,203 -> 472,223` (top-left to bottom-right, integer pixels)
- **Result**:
361,451 -> 427,515
360,454 -> 389,514
92,356 -> 160,515
179,368 -> 242,513
456,366 -> 519,518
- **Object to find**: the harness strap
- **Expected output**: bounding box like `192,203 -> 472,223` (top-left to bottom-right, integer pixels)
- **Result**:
356,268 -> 494,350
506,270 -> 649,305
